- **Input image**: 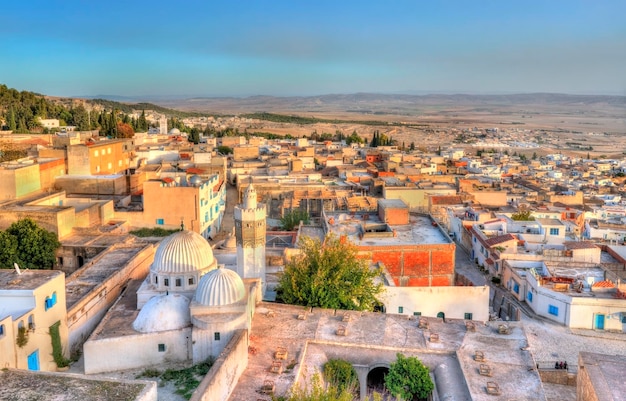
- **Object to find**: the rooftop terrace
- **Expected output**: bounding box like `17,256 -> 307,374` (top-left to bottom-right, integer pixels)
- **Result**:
325,212 -> 449,246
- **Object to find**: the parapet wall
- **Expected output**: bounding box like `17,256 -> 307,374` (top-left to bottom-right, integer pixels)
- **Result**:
190,329 -> 249,401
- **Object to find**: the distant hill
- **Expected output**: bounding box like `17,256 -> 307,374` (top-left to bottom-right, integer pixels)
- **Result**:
0,83 -> 204,133
154,92 -> 626,116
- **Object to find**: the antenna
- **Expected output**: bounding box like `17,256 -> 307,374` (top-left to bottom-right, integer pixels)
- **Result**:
13,263 -> 22,275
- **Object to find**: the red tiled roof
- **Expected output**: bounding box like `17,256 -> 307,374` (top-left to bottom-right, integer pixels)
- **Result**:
484,233 -> 516,247
430,195 -> 464,205
563,241 -> 598,250
592,280 -> 614,288
162,177 -> 174,183
485,258 -> 494,265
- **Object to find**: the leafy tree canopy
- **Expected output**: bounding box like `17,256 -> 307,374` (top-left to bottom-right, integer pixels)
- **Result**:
511,209 -> 535,221
0,218 -> 60,269
280,209 -> 311,231
216,145 -> 233,155
385,354 -> 434,401
277,235 -> 383,311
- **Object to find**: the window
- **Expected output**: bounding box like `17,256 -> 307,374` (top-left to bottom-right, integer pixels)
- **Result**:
0,324 -> 4,337
158,344 -> 166,352
513,283 -> 520,294
107,162 -> 112,170
28,315 -> 35,331
156,218 -> 164,225
473,237 -> 476,243
464,313 -> 473,320
164,278 -> 169,287
94,150 -> 99,157
527,291 -> 533,302
175,278 -> 182,287
549,228 -> 560,236
214,332 -> 220,341
398,306 -> 404,314
413,312 -> 421,316
44,292 -> 58,311
548,305 -> 559,316
107,147 -> 111,154
188,277 -> 194,285
155,276 -> 158,284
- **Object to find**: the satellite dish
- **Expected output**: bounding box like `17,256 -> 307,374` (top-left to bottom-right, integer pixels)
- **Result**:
14,263 -> 22,275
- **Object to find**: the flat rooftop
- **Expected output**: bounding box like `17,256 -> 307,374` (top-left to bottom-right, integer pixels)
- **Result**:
0,269 -> 62,291
0,369 -> 154,401
579,352 -> 626,401
65,243 -> 151,309
229,304 -> 543,401
89,278 -> 143,340
325,213 -> 448,246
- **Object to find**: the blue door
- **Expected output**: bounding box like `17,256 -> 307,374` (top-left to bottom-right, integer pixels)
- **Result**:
27,350 -> 40,371
595,314 -> 605,330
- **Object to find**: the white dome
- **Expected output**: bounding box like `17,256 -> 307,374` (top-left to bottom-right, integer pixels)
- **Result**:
151,230 -> 216,274
169,128 -> 181,135
133,294 -> 190,333
195,267 -> 245,306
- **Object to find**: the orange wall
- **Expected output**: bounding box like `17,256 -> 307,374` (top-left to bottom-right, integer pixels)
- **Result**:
361,243 -> 455,287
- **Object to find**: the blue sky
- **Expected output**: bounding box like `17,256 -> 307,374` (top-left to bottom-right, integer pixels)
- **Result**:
1,1 -> 624,97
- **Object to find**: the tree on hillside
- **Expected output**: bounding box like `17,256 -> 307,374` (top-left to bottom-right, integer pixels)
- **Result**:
280,209 -> 310,231
116,121 -> 135,138
277,235 -> 383,311
0,231 -> 18,269
2,219 -> 60,269
385,354 -> 434,401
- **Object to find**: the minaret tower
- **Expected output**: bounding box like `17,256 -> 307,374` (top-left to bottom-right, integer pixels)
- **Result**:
234,184 -> 266,293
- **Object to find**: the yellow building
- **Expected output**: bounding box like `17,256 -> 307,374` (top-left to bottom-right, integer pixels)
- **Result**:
0,269 -> 69,371
67,139 -> 132,176
142,174 -> 226,239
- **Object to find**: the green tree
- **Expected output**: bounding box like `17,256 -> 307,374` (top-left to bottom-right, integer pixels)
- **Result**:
409,142 -> 415,151
323,359 -> 358,394
216,145 -> 233,155
511,209 -> 535,221
346,130 -> 363,145
189,127 -> 200,144
532,151 -> 538,160
7,106 -> 16,131
138,110 -> 148,131
385,354 -> 434,401
4,219 -> 61,269
280,209 -> 311,230
277,235 -> 383,311
0,231 -> 18,268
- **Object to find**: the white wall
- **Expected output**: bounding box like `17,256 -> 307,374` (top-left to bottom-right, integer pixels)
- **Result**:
84,328 -> 191,374
380,286 -> 490,322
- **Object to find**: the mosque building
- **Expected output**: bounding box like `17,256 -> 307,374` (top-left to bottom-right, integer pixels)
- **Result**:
83,186 -> 265,374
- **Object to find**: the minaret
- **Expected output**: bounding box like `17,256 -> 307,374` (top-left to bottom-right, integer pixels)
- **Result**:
234,184 -> 266,294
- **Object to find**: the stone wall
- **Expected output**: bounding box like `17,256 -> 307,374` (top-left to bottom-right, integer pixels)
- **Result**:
539,368 -> 576,386
190,329 -> 248,401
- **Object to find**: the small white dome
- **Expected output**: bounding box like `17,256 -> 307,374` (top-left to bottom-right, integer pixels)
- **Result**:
151,230 -> 216,275
195,267 -> 245,306
188,175 -> 202,187
133,294 -> 190,333
169,128 -> 181,135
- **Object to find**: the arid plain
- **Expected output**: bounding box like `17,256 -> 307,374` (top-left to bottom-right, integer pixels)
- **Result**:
158,93 -> 626,158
